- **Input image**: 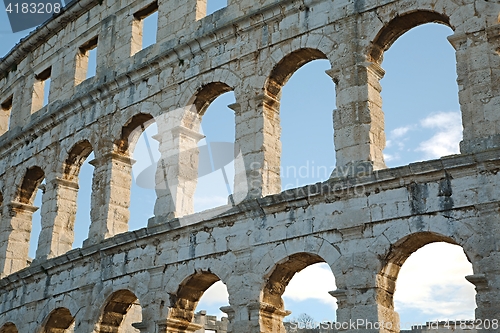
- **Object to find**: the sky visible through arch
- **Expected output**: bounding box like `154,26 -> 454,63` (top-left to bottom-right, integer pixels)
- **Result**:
1,1 -> 475,329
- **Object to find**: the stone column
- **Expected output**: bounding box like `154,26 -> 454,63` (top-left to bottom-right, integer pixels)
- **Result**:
0,202 -> 38,277
84,152 -> 133,246
449,26 -> 500,154
465,205 -> 500,331
34,178 -> 78,261
152,121 -> 204,223
326,60 -> 386,175
232,93 -> 282,202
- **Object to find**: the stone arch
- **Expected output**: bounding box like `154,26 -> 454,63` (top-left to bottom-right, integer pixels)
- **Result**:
259,251 -> 336,333
369,10 -> 453,64
62,140 -> 94,182
96,289 -> 142,333
176,67 -> 240,111
151,81 -> 237,218
255,237 -> 342,286
17,166 -> 45,204
262,252 -> 329,309
188,82 -> 233,116
40,307 -> 75,333
168,270 -> 225,330
258,32 -> 338,88
172,81 -> 235,134
264,48 -> 329,105
0,323 -> 17,333
377,231 -> 471,310
115,112 -> 155,155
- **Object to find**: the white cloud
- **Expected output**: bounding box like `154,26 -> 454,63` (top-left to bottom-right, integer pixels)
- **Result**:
198,281 -> 229,305
395,242 -> 476,320
385,126 -> 413,154
196,281 -> 230,319
416,112 -> 462,159
391,126 -> 413,138
283,263 -> 337,310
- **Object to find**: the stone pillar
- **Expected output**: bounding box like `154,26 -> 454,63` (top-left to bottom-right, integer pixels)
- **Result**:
465,205 -> 500,331
152,111 -> 204,223
449,26 -> 500,153
326,60 -> 386,175
0,202 -> 38,277
71,283 -> 96,332
47,54 -> 65,103
465,273 -> 500,333
335,269 -> 399,333
223,302 -> 289,333
84,152 -> 133,246
232,93 -> 281,202
157,0 -> 205,43
8,75 -> 29,129
220,306 -> 235,333
34,178 -> 78,260
132,277 -> 171,333
95,14 -> 120,77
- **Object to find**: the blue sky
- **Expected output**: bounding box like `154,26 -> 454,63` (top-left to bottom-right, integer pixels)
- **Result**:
1,0 -> 475,329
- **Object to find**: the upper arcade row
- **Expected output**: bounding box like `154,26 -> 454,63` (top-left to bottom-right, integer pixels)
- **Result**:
0,0 -> 498,149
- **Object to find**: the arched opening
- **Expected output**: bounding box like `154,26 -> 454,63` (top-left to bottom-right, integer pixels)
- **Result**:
195,280 -> 230,323
263,253 -> 337,332
169,271 -> 229,331
279,59 -> 335,190
130,121 -> 158,230
28,180 -> 44,260
282,262 -> 337,330
17,166 -> 45,261
0,323 -> 17,333
116,113 -> 156,155
371,12 -> 461,167
63,140 -> 94,249
18,166 -> 45,204
115,113 -> 157,231
42,307 -> 75,333
379,232 -> 476,330
97,289 -> 143,333
369,11 -> 452,64
264,49 -> 335,191
266,49 -> 329,102
192,83 -> 235,213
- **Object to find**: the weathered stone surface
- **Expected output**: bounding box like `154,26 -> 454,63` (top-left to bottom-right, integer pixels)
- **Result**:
0,0 -> 499,332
